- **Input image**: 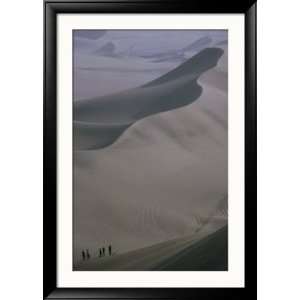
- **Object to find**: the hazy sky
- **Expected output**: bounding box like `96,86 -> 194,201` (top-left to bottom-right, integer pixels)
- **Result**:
73,30 -> 227,56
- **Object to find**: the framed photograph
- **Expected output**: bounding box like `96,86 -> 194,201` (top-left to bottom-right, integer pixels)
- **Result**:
44,0 -> 256,299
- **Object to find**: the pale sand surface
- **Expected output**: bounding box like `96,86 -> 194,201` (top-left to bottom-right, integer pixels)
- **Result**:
73,46 -> 228,267
74,223 -> 227,270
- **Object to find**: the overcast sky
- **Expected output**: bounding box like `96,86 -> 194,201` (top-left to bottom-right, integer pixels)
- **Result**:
73,30 -> 227,56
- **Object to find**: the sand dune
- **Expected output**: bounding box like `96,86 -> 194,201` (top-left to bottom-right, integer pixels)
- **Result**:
93,42 -> 116,57
74,225 -> 227,271
74,30 -> 107,40
74,54 -> 174,100
74,48 -> 223,150
182,36 -> 212,52
73,46 -> 228,265
151,53 -> 185,63
139,36 -> 212,63
216,39 -> 228,46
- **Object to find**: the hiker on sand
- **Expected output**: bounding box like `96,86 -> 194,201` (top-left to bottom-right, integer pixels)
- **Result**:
86,249 -> 90,259
99,248 -> 102,258
109,245 -> 112,256
82,250 -> 86,260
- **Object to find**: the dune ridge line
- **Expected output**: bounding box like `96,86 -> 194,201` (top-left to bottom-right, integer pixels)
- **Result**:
74,47 -> 224,150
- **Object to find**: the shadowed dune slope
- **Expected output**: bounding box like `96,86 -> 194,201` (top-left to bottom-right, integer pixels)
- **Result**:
74,48 -> 224,150
155,225 -> 228,271
74,225 -> 227,271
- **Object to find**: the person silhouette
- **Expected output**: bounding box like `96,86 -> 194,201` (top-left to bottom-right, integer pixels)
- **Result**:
109,245 -> 112,256
102,247 -> 105,256
99,248 -> 102,258
82,250 -> 86,260
86,249 -> 90,259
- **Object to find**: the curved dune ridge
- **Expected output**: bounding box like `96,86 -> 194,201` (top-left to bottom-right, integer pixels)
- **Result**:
74,47 -> 224,150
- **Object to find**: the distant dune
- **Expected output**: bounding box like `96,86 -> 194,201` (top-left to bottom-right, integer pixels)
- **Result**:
74,30 -> 107,40
181,36 -> 212,52
139,36 -> 212,63
74,53 -> 175,100
74,48 -> 224,150
93,42 -> 116,57
151,53 -> 184,63
216,39 -> 228,46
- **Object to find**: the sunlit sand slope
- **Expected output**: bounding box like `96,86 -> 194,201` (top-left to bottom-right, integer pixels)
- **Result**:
73,46 -> 228,264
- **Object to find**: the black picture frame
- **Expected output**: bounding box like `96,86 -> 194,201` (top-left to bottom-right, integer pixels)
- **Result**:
44,1 -> 257,299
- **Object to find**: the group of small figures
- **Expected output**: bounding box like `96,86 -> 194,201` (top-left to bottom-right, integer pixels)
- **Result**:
81,245 -> 112,260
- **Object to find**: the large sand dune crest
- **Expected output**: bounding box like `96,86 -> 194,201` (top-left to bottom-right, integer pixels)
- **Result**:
74,48 -> 223,150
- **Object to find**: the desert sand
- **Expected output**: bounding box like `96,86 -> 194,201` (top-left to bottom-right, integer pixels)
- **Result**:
73,45 -> 228,269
